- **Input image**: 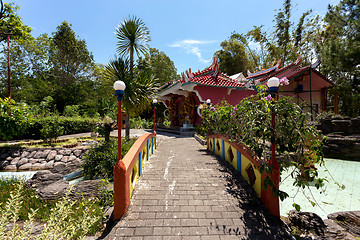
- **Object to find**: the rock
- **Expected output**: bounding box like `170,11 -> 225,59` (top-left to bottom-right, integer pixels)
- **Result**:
6,156 -> 13,161
17,158 -> 29,167
38,180 -> 69,201
18,163 -> 33,170
64,149 -> 72,156
10,157 -> 20,165
0,160 -> 9,169
25,170 -> 63,188
327,211 -> 360,238
69,180 -> 104,200
52,162 -> 67,174
45,160 -> 54,169
12,151 -> 20,157
4,164 -> 17,171
29,158 -> 39,164
46,150 -> 57,160
58,150 -> 65,155
351,118 -> 360,134
68,155 -> 77,161
323,219 -> 357,239
27,151 -> 36,158
61,156 -> 69,163
55,155 -> 63,161
32,163 -> 48,170
20,151 -> 30,158
289,210 -> 326,236
34,151 -> 44,159
73,149 -> 82,157
41,149 -> 51,159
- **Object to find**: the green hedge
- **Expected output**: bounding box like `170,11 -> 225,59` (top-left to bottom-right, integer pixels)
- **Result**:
24,117 -> 98,140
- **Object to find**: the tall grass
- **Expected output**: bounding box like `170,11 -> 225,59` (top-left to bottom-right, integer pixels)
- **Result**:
0,179 -> 105,239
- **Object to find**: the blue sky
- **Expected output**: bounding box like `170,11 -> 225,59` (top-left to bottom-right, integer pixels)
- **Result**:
11,0 -> 339,74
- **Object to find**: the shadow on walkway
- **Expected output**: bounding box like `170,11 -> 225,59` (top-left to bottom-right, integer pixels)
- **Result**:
198,149 -> 292,239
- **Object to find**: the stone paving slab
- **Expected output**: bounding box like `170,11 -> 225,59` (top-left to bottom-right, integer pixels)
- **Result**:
104,135 -> 292,239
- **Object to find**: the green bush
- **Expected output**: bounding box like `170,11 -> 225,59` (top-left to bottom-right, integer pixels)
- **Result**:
40,117 -> 64,143
130,116 -> 152,129
25,117 -> 98,139
0,98 -> 32,141
64,105 -> 81,117
202,89 -> 325,201
83,138 -> 137,180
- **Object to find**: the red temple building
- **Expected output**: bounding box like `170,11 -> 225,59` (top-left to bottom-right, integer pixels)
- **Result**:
158,57 -> 336,127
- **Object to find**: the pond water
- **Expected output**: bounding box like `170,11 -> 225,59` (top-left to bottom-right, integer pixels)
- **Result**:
0,171 -> 37,181
280,158 -> 360,219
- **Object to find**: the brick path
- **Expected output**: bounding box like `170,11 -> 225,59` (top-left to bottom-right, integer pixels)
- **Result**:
105,135 -> 292,240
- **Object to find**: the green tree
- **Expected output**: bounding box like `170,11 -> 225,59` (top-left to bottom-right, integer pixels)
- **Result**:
245,0 -> 320,68
137,48 -> 179,85
49,21 -> 95,113
0,2 -> 31,42
105,57 -> 156,139
115,15 -> 151,73
317,0 -> 360,117
215,37 -> 254,76
0,34 -> 52,101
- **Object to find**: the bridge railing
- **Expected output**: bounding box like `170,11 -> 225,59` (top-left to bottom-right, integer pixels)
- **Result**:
113,132 -> 157,220
207,134 -> 279,217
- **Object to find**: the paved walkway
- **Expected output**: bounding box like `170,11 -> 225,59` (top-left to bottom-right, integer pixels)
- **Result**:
104,134 -> 292,240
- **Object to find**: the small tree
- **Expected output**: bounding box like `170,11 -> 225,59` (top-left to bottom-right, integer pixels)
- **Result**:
40,117 -> 64,144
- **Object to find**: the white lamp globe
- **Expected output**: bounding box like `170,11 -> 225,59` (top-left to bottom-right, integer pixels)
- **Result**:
206,99 -> 211,104
113,80 -> 126,91
153,99 -> 158,104
267,77 -> 280,88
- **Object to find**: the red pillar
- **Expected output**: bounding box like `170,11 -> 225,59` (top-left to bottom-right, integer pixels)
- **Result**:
269,104 -> 280,217
113,99 -> 128,220
153,105 -> 156,133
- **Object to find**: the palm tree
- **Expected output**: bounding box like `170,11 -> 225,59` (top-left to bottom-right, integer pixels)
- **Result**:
115,15 -> 151,73
105,56 -> 156,139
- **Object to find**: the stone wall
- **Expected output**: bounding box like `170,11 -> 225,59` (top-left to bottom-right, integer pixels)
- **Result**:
317,117 -> 360,161
0,147 -> 89,172
318,117 -> 360,135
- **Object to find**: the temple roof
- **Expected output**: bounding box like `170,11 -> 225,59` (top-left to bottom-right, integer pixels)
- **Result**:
160,58 -> 245,95
179,66 -> 245,88
246,57 -> 334,86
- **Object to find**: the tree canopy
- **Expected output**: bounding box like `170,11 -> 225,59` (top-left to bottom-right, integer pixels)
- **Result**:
317,0 -> 360,116
215,37 -> 254,76
137,48 -> 179,85
0,2 -> 31,41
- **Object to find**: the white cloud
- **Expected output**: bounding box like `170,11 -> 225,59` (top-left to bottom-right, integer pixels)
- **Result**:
248,41 -> 261,51
169,39 -> 216,64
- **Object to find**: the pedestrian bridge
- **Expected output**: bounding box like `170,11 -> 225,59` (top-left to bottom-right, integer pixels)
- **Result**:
105,132 -> 292,239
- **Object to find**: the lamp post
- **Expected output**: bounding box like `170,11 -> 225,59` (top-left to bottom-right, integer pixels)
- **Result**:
113,80 -> 126,220
114,80 -> 126,161
153,99 -> 157,133
267,77 -> 280,217
206,99 -> 211,106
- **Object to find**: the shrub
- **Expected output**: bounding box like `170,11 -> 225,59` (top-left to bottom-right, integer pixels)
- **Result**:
96,116 -> 117,142
0,179 -> 105,239
83,138 -> 137,180
202,89 -> 326,201
0,98 -> 32,141
40,117 -> 64,144
64,105 -> 81,117
130,116 -> 152,129
25,117 -> 98,140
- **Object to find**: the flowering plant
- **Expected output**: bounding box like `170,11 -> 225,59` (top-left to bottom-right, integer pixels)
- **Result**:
202,88 -> 325,202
